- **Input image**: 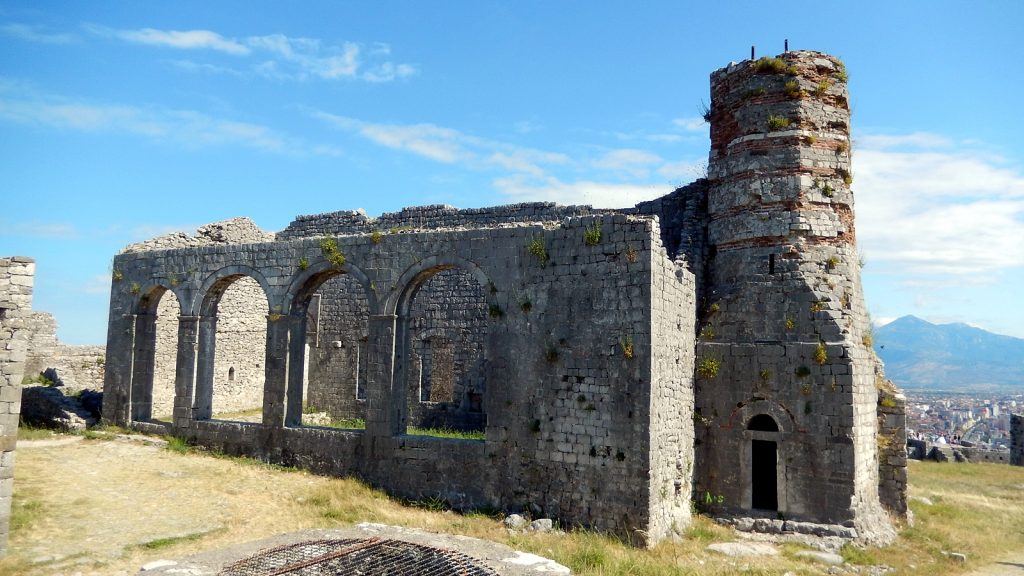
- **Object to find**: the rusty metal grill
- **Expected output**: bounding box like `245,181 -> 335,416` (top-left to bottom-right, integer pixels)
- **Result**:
219,537 -> 501,576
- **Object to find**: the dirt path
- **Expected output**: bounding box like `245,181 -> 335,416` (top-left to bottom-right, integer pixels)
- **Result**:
7,435 -> 334,575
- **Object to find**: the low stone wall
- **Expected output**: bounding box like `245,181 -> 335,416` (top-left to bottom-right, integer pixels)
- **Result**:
0,256 -> 35,556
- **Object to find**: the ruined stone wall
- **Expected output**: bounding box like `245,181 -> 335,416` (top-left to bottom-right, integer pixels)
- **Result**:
694,51 -> 896,542
305,273 -> 369,420
0,256 -> 35,556
1011,414 -> 1023,466
151,291 -> 180,419
104,214 -> 695,545
210,276 -> 267,416
877,386 -> 907,515
276,203 -> 609,240
23,312 -> 105,393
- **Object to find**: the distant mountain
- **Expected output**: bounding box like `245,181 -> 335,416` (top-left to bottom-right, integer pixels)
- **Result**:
874,315 -> 1024,390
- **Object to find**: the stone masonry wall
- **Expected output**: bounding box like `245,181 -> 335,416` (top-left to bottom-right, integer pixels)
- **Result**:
210,276 -> 267,417
23,311 -> 105,393
103,214 -> 695,544
0,256 -> 35,556
1012,414 -> 1023,466
877,385 -> 908,515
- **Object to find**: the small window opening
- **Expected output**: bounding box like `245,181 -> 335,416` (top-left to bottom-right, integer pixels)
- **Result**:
228,367 -> 235,382
768,254 -> 776,275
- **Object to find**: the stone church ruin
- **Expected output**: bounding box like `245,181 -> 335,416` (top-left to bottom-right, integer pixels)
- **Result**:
102,51 -> 907,546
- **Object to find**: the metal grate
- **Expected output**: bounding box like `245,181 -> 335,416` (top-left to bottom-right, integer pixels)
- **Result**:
219,537 -> 501,576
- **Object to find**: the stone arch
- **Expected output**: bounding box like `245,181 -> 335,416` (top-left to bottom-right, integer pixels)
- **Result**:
128,284 -> 183,423
391,256 -> 495,437
193,269 -> 270,422
283,261 -> 374,428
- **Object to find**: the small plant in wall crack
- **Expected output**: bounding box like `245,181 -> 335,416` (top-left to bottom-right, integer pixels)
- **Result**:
370,229 -> 382,244
111,269 -> 123,282
129,282 -> 141,295
624,245 -> 639,263
298,257 -> 309,271
784,317 -> 796,331
814,342 -> 828,365
767,115 -> 792,131
620,335 -> 635,360
583,221 -> 602,246
825,256 -> 840,270
319,238 -> 346,269
697,356 -> 720,379
488,303 -> 504,319
527,235 -> 549,267
699,324 -> 715,340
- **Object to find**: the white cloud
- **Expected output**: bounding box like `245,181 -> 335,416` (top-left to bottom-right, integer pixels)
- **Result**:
311,110 -> 567,174
855,133 -> 1024,278
0,220 -> 78,239
672,116 -> 708,132
0,23 -> 75,44
85,24 -> 250,55
494,175 -> 669,208
87,25 -> 416,82
0,83 -> 340,156
592,149 -> 662,178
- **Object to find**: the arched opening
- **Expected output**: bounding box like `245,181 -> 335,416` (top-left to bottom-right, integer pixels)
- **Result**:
130,286 -> 179,423
296,271 -> 370,429
151,289 -> 181,421
400,266 -> 490,437
748,414 -> 779,511
194,274 -> 268,422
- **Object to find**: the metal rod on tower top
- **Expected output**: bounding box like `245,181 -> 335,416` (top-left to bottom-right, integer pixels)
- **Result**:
751,45 -> 755,60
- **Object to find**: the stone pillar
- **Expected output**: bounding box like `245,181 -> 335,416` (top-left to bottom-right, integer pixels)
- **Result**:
285,313 -> 307,427
877,387 -> 908,515
102,311 -> 135,426
192,315 -> 218,420
0,256 -> 35,556
129,313 -> 157,422
172,316 -> 200,429
262,314 -> 290,427
1012,414 -> 1023,467
365,314 -> 398,437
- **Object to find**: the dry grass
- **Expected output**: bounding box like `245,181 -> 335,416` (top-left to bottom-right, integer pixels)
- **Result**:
1,434 -> 1022,575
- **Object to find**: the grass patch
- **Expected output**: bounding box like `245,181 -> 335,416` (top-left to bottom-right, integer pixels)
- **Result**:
136,530 -> 210,551
16,425 -> 56,440
407,426 -> 485,440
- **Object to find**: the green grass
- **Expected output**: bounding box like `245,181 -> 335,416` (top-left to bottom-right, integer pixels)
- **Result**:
407,426 -> 485,440
16,425 -> 56,440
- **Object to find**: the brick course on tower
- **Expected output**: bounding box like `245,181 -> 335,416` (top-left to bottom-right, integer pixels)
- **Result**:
101,50 -> 904,546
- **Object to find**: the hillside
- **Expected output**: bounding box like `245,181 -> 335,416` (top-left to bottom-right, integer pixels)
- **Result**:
874,315 -> 1024,390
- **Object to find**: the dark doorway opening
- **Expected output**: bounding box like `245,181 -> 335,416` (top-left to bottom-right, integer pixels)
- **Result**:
751,439 -> 778,510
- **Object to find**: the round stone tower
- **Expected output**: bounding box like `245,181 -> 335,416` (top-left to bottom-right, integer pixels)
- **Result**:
694,50 -> 894,542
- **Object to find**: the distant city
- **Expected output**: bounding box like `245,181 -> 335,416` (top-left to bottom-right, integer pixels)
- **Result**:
906,389 -> 1022,450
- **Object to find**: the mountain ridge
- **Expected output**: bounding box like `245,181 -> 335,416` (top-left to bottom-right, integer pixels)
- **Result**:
874,315 -> 1024,390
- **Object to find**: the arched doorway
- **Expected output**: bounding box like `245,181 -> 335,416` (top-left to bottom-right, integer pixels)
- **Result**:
748,414 -> 779,511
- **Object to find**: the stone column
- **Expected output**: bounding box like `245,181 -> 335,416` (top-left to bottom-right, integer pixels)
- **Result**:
0,256 -> 35,556
285,313 -> 307,427
172,316 -> 200,429
102,312 -> 136,426
365,314 -> 398,437
262,314 -> 290,427
129,313 -> 157,422
192,315 -> 218,420
1012,414 -> 1023,467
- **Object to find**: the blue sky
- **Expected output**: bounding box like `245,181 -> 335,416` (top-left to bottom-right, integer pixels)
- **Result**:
2,1 -> 1023,344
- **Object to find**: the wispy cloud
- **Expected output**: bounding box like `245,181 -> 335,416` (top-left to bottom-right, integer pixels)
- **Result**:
85,25 -> 416,82
312,110 -> 706,207
856,132 -> 1024,279
494,175 -> 668,208
672,116 -> 708,132
0,23 -> 75,44
592,149 -> 663,179
87,25 -> 250,55
0,220 -> 79,239
0,81 -> 341,156
311,110 -> 567,173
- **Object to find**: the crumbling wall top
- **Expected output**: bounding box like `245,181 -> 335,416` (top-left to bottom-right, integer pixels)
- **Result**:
121,217 -> 273,253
